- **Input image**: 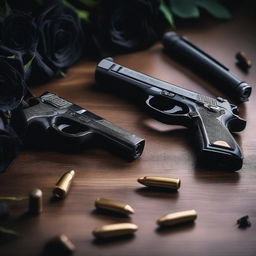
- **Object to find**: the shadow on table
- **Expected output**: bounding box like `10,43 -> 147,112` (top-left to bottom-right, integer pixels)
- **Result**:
91,209 -> 131,220
0,232 -> 19,245
193,166 -> 240,184
135,187 -> 179,200
92,234 -> 135,246
155,222 -> 196,236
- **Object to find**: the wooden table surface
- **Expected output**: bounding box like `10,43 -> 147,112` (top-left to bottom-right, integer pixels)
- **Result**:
1,2 -> 256,256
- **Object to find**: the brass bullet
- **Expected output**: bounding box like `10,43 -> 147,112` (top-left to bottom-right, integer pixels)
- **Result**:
157,209 -> 197,227
53,170 -> 75,199
29,188 -> 43,215
92,223 -> 138,239
138,176 -> 180,190
44,234 -> 75,256
95,198 -> 134,215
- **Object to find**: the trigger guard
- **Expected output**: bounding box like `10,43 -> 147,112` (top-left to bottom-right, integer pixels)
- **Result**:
144,95 -> 192,127
57,124 -> 70,131
146,95 -> 188,115
51,116 -> 92,137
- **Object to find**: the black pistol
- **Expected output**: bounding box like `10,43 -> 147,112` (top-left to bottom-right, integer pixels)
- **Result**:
95,58 -> 246,171
23,92 -> 145,161
162,32 -> 252,103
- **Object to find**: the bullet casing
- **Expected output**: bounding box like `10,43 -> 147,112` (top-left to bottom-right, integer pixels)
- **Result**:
95,198 -> 134,215
29,188 -> 43,215
236,51 -> 252,70
157,210 -> 197,226
138,176 -> 180,190
93,223 -> 138,239
53,170 -> 75,198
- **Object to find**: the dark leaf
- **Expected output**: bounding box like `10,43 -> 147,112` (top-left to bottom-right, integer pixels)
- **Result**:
170,0 -> 199,18
0,226 -> 20,236
196,0 -> 232,19
0,196 -> 27,200
78,0 -> 98,7
62,0 -> 89,20
35,0 -> 44,5
55,69 -> 66,78
24,55 -> 35,73
160,0 -> 175,27
0,1 -> 11,18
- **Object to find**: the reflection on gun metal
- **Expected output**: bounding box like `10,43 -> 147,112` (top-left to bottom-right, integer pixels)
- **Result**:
95,58 -> 247,171
22,92 -> 145,161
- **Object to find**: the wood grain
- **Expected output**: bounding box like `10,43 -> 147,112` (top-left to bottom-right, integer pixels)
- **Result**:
1,2 -> 256,256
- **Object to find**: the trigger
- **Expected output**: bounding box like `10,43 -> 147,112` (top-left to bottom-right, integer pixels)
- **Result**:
165,105 -> 183,114
57,124 -> 70,131
231,104 -> 239,115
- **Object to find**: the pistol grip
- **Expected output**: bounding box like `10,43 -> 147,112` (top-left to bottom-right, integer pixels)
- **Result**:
193,107 -> 243,171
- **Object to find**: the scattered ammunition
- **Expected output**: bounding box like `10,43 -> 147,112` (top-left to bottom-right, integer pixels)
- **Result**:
53,170 -> 75,199
236,51 -> 252,70
157,210 -> 197,227
44,234 -> 75,256
95,198 -> 134,215
138,176 -> 180,190
28,188 -> 43,215
92,223 -> 138,239
0,203 -> 9,219
237,215 -> 251,228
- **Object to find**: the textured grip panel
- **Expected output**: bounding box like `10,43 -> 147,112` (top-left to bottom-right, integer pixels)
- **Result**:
197,107 -> 235,149
195,106 -> 243,170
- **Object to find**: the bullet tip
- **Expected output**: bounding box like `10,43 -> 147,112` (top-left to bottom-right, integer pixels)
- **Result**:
125,205 -> 135,214
30,188 -> 43,198
69,170 -> 75,176
137,177 -> 145,184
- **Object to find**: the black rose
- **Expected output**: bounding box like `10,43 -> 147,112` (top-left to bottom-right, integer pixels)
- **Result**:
6,0 -> 41,17
0,112 -> 21,173
92,0 -> 162,56
1,11 -> 38,53
37,0 -> 84,70
0,45 -> 26,111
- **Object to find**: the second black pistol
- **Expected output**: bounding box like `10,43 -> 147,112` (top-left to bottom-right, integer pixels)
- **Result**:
23,92 -> 145,161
